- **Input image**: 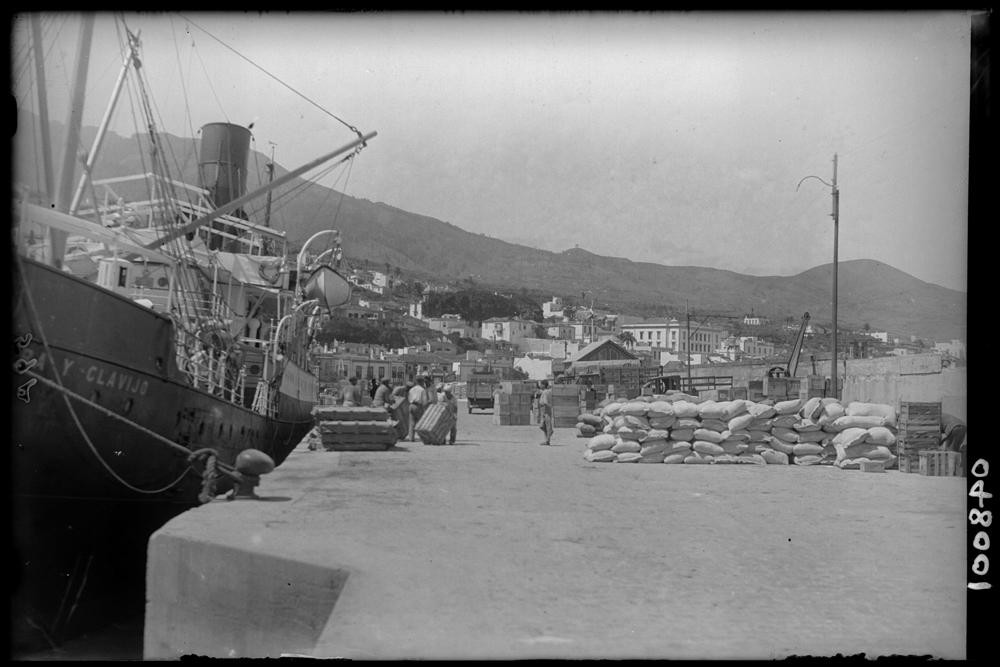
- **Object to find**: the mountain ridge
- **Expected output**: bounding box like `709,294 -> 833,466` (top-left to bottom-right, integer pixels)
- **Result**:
13,122 -> 966,342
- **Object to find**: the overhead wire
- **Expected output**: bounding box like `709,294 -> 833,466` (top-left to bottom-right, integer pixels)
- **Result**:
177,12 -> 364,139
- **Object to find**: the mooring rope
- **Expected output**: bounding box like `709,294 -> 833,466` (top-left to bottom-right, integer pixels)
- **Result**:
14,252 -> 234,496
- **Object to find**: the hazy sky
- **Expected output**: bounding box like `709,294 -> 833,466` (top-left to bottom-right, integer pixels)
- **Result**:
13,11 -> 971,291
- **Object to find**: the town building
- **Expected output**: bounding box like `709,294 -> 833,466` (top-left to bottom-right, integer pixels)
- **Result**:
426,314 -> 478,338
742,311 -> 767,327
546,322 -> 576,340
620,318 -> 730,356
933,339 -> 966,361
866,330 -> 890,344
481,317 -> 536,347
542,296 -> 565,320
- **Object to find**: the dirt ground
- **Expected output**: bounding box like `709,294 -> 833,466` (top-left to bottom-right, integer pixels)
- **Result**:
180,405 -> 969,659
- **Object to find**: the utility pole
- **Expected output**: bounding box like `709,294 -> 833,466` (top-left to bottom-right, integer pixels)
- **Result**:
686,300 -> 692,392
796,154 -> 840,399
831,154 -> 840,399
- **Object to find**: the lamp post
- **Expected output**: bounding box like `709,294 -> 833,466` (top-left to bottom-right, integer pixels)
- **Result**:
796,154 -> 840,398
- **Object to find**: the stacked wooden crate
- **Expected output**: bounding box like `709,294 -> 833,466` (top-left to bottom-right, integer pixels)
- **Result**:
764,377 -> 802,400
493,382 -> 534,425
551,385 -> 581,428
918,450 -> 963,477
806,375 -> 826,398
897,402 -> 942,473
311,405 -> 398,451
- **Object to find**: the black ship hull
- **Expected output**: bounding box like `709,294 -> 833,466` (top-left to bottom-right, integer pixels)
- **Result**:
11,257 -> 317,650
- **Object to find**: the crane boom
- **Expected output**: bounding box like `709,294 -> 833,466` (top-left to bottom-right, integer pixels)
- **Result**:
787,312 -> 811,377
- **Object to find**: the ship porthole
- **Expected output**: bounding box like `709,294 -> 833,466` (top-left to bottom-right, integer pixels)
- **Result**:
155,357 -> 164,371
122,398 -> 133,414
249,364 -> 260,375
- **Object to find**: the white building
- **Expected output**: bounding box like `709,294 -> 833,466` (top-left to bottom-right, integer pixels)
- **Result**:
621,318 -> 729,356
866,330 -> 890,344
542,296 -> 565,320
738,336 -> 775,358
481,317 -> 536,346
933,339 -> 966,360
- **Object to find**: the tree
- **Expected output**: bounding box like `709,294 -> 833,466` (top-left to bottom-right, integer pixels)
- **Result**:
533,324 -> 550,339
562,305 -> 578,320
618,330 -> 636,349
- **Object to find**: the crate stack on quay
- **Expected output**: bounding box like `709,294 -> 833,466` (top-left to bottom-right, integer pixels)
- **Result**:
492,381 -> 535,426
576,393 -> 956,475
896,401 -> 943,473
309,405 -> 399,451
551,385 -> 583,429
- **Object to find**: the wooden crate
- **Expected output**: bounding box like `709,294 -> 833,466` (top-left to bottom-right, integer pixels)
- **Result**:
900,401 -> 942,423
898,455 -> 921,474
860,460 -> 886,473
919,450 -> 963,477
898,402 -> 941,457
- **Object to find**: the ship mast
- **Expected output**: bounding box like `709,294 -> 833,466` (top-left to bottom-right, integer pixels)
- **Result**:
48,15 -> 95,268
264,142 -> 276,227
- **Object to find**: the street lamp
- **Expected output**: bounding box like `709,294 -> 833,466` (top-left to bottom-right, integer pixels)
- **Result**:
796,154 -> 840,398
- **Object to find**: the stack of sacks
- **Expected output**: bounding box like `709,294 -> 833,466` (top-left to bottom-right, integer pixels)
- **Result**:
638,427 -> 671,463
820,401 -> 899,469
576,412 -> 603,438
745,401 -> 776,455
790,403 -> 828,466
832,426 -> 897,470
671,400 -> 701,463
757,398 -> 800,463
583,433 -> 618,462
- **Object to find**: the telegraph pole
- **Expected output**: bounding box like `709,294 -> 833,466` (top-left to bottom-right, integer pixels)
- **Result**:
831,154 -> 840,399
796,154 -> 840,398
686,300 -> 692,392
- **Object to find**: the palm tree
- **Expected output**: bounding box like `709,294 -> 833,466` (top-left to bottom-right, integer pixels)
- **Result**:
618,331 -> 636,349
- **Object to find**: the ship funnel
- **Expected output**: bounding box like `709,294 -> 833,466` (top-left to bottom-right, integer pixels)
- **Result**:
198,123 -> 252,207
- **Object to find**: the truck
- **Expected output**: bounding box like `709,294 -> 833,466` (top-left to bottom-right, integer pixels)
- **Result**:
466,374 -> 500,413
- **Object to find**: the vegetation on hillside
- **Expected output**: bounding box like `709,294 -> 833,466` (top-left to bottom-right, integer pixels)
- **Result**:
423,288 -> 543,323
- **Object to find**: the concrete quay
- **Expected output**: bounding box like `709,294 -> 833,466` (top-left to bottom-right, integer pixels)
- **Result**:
144,407 -> 966,660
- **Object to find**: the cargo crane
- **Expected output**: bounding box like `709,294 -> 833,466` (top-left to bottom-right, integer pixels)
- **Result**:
768,312 -> 810,379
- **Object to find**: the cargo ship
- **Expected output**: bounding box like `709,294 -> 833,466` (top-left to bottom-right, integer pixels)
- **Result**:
11,14 -> 374,651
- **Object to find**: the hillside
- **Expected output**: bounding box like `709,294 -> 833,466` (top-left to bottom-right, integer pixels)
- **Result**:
13,123 -> 966,342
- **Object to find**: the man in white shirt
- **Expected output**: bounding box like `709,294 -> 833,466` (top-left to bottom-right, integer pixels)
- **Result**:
407,378 -> 426,441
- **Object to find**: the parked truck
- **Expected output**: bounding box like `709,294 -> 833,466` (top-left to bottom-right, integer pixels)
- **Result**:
466,374 -> 500,413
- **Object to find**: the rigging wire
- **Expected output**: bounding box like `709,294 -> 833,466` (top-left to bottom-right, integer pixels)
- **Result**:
168,14 -> 204,162
177,12 -> 364,138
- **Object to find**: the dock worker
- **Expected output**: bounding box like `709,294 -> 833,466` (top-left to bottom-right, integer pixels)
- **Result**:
940,413 -> 967,453
372,377 -> 392,408
423,375 -> 438,405
538,379 -> 554,446
440,384 -> 459,445
408,377 -> 427,441
343,376 -> 363,407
